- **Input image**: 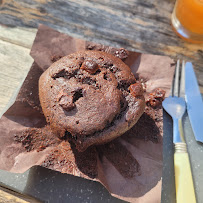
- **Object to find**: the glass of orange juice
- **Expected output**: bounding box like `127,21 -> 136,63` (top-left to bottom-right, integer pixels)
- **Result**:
171,0 -> 203,43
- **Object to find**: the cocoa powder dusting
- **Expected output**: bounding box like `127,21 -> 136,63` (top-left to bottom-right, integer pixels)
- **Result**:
41,141 -> 80,175
14,126 -> 61,152
42,141 -> 98,179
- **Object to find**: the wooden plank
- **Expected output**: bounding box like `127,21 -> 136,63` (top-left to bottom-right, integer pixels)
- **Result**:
0,0 -> 203,70
0,26 -> 37,49
0,186 -> 41,203
0,39 -> 33,117
0,189 -> 29,203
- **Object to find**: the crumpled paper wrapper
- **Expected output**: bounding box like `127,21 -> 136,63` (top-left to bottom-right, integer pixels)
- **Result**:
0,25 -> 175,202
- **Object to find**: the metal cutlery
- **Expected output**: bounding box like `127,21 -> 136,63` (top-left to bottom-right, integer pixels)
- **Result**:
162,60 -> 196,203
185,62 -> 203,143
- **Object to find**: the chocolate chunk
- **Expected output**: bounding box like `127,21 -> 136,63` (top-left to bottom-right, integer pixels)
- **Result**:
129,83 -> 144,97
59,95 -> 75,110
115,48 -> 129,60
146,88 -> 166,108
81,60 -> 99,74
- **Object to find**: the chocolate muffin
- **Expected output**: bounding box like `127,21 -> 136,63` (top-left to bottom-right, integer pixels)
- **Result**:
39,51 -> 145,151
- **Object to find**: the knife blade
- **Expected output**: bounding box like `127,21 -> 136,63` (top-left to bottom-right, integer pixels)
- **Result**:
185,62 -> 203,143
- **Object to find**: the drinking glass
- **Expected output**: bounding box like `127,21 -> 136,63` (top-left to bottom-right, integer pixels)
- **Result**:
171,0 -> 203,43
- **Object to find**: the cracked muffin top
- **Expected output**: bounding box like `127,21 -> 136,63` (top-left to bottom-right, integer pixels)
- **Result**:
39,51 -> 145,151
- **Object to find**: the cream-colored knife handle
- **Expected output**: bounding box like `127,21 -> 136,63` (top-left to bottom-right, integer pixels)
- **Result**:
174,143 -> 196,203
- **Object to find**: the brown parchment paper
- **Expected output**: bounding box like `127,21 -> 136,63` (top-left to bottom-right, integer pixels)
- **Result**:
0,25 -> 175,203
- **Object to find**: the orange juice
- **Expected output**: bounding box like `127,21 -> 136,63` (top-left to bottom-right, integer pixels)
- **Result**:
172,0 -> 203,42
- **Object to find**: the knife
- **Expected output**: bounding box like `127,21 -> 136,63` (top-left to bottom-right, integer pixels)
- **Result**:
185,62 -> 203,143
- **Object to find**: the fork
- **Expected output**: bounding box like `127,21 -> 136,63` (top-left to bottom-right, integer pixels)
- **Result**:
162,60 -> 196,203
